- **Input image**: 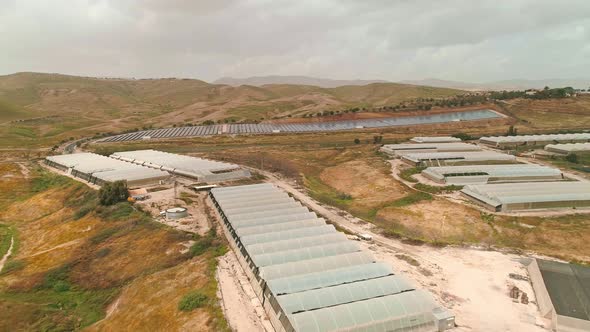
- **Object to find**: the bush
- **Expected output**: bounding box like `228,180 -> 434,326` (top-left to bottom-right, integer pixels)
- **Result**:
99,181 -> 128,206
354,138 -> 360,144
178,291 -> 208,311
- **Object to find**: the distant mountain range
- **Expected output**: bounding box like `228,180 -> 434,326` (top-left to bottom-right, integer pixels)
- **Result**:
400,78 -> 590,91
214,75 -> 590,90
213,75 -> 389,88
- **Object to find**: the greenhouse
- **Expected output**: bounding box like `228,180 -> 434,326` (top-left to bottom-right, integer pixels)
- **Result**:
545,142 -> 590,154
45,153 -> 170,187
210,183 -> 454,332
479,133 -> 590,148
110,149 -> 250,182
410,136 -> 462,143
527,259 -> 590,332
380,142 -> 481,157
401,151 -> 516,167
461,182 -> 590,212
422,164 -> 563,185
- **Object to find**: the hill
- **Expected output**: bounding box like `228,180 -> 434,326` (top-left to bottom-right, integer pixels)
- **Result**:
213,75 -> 389,88
0,72 -> 462,148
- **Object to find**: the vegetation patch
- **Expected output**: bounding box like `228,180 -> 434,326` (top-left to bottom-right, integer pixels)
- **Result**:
414,183 -> 463,194
399,167 -> 424,183
178,291 -> 208,311
390,192 -> 433,207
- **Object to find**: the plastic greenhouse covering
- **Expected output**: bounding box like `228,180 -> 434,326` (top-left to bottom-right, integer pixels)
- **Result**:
246,232 -> 347,255
251,241 -> 360,267
240,225 -> 336,246
236,219 -> 326,238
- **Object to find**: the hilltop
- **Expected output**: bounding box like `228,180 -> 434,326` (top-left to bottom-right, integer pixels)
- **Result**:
213,75 -> 389,88
0,72 -> 462,148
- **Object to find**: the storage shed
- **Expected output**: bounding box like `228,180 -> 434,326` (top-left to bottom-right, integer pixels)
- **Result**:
461,182 -> 590,212
527,259 -> 590,332
210,183 -> 454,332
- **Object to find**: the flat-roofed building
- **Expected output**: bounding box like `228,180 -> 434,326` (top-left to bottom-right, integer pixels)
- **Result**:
527,259 -> 590,332
410,136 -> 462,143
461,182 -> 590,212
545,143 -> 590,154
210,183 -> 454,332
401,151 -> 516,167
45,153 -> 170,187
422,164 -> 563,185
480,133 -> 590,148
381,142 -> 481,157
110,149 -> 250,182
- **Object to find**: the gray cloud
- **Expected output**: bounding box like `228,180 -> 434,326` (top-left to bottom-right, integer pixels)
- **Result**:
1,0 -> 589,82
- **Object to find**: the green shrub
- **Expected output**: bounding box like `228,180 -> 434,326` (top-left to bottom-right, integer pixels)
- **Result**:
566,153 -> 579,163
98,181 -> 128,206
178,291 -> 208,311
391,192 -> 432,207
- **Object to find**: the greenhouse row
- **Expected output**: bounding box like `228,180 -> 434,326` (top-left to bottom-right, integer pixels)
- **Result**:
479,133 -> 590,148
380,142 -> 481,157
210,183 -> 455,332
422,164 -> 564,185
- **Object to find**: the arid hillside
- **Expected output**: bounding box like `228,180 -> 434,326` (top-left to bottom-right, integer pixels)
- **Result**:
0,72 -> 462,148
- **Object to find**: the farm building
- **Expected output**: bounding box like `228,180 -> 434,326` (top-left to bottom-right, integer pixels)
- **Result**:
110,149 -> 250,182
527,259 -> 590,332
422,164 -> 563,185
410,136 -> 462,143
210,183 -> 455,332
380,142 -> 481,157
479,133 -> 590,148
401,151 -> 516,167
460,182 -> 590,212
45,153 -> 170,187
545,143 -> 590,154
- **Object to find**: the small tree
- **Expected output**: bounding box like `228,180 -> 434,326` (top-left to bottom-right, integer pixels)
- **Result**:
372,135 -> 383,144
565,153 -> 579,163
506,125 -> 518,136
354,138 -> 360,144
99,180 -> 129,206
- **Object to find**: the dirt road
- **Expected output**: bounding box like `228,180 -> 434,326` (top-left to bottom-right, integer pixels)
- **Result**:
0,237 -> 14,272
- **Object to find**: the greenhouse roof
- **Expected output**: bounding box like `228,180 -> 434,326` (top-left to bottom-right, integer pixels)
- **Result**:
382,142 -> 480,152
236,219 -> 327,238
480,133 -> 590,144
246,232 -> 347,255
423,164 -> 562,181
403,151 -> 515,163
277,274 -> 414,314
410,136 -> 462,143
461,182 -> 590,206
545,143 -> 590,153
289,289 -> 439,332
251,241 -> 360,267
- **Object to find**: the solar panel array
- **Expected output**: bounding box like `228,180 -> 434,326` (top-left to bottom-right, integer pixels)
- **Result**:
210,183 -> 454,332
100,109 -> 500,142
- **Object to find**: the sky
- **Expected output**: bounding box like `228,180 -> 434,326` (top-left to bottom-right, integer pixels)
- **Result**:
1,0 -> 589,82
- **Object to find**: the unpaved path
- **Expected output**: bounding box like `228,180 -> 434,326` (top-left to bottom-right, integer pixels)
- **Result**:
217,252 -> 272,332
249,167 -> 551,332
0,237 -> 14,272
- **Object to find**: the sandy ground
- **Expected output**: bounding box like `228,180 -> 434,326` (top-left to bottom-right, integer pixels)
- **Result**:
136,188 -> 211,236
250,167 -> 552,332
0,237 -> 14,273
216,252 -> 273,332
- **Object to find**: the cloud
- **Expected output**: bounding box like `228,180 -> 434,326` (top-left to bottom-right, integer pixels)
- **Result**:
0,0 -> 589,82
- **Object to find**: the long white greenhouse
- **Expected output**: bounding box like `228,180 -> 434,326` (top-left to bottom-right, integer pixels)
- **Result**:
479,133 -> 590,148
410,136 -> 462,143
210,183 -> 455,332
545,143 -> 590,154
45,153 -> 170,187
110,149 -> 250,182
461,182 -> 590,212
401,151 -> 516,167
422,164 -> 564,185
381,142 -> 480,157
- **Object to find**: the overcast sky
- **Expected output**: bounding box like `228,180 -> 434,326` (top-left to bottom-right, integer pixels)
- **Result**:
1,0 -> 589,82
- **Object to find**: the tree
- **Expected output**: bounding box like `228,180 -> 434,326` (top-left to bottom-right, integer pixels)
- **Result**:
372,135 -> 383,144
99,180 -> 129,206
565,153 -> 579,164
506,125 -> 518,136
354,138 -> 361,144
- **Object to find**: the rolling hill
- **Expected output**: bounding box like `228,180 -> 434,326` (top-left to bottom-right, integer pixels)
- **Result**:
0,72 -> 463,148
213,75 -> 389,88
